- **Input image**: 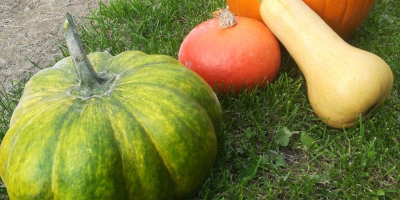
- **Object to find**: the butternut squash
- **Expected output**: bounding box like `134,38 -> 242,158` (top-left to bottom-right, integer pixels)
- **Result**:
260,0 -> 394,128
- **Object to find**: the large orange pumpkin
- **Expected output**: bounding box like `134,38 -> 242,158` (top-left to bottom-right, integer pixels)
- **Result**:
178,8 -> 281,94
226,0 -> 376,39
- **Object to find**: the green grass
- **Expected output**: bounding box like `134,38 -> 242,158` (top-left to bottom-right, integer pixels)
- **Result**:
1,0 -> 399,199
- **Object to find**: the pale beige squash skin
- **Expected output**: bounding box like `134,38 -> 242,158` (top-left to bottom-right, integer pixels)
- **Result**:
260,0 -> 394,128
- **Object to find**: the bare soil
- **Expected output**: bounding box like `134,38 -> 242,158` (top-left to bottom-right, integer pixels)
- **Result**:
0,0 -> 111,91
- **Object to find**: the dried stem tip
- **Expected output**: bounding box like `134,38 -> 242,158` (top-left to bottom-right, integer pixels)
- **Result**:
212,7 -> 237,29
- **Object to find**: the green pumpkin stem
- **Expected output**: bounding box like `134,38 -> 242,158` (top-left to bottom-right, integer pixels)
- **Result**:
63,12 -> 114,97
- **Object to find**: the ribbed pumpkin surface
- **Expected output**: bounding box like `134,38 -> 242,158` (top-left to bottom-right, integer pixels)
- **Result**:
0,51 -> 222,199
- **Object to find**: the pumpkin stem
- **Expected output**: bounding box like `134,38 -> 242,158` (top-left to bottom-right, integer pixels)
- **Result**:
63,13 -> 115,97
212,7 -> 237,28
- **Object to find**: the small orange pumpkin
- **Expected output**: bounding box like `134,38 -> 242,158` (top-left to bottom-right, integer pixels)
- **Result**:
226,0 -> 376,39
178,8 -> 281,94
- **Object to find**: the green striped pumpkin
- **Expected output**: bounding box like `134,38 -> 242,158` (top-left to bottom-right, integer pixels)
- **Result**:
0,13 -> 222,200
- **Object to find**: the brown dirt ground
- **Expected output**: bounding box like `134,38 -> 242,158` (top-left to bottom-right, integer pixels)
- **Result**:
0,0 -> 111,92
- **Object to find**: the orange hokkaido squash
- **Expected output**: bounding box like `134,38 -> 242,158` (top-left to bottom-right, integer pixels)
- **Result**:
178,8 -> 281,94
226,0 -> 376,39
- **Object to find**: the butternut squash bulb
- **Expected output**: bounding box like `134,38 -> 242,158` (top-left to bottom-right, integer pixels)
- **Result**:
227,0 -> 376,39
260,0 -> 393,128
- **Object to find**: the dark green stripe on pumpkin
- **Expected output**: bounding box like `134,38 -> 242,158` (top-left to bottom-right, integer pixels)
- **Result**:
107,52 -> 221,197
1,100 -> 76,199
109,53 -> 222,137
110,84 -> 217,198
51,98 -> 128,199
1,97 -> 132,199
102,97 -> 175,200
